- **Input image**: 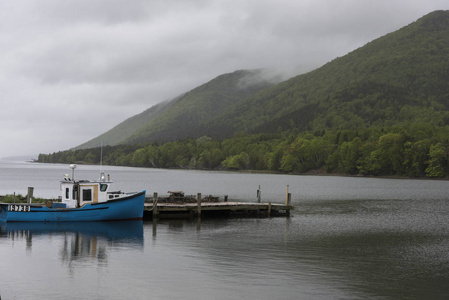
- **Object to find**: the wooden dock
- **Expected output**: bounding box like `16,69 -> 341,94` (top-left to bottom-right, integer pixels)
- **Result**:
143,192 -> 293,219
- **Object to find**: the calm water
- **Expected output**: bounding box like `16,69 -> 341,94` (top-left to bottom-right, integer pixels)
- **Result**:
1,160 -> 449,299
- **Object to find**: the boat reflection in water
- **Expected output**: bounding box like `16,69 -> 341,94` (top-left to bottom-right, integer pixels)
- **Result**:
0,221 -> 143,266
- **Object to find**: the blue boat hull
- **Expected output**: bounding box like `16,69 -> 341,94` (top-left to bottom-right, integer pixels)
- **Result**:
0,191 -> 146,222
1,220 -> 144,243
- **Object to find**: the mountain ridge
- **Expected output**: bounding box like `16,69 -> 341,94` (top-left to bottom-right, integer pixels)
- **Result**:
76,10 -> 449,149
75,69 -> 281,149
40,10 -> 449,178
208,10 -> 449,135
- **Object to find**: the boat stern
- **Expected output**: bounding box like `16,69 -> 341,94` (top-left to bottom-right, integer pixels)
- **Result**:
0,203 -> 8,222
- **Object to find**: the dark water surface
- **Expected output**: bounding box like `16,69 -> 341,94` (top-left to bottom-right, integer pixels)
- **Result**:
1,161 -> 449,299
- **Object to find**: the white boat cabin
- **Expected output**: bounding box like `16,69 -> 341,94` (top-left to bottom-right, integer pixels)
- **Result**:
60,164 -> 123,208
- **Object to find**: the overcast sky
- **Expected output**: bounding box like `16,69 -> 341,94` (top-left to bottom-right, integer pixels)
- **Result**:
0,0 -> 447,159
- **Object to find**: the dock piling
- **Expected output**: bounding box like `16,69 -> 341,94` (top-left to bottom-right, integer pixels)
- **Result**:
197,193 -> 202,217
286,193 -> 292,216
153,192 -> 158,219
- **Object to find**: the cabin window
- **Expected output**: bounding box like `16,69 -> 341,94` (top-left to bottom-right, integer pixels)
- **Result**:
65,188 -> 69,199
100,184 -> 108,192
82,189 -> 92,201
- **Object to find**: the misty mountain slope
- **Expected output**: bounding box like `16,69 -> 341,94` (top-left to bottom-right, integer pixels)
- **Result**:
121,69 -> 280,144
209,10 -> 449,134
76,69 -> 278,149
77,10 -> 449,149
76,100 -> 173,149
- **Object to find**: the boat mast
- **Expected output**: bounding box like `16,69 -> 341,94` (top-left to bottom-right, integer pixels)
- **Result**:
100,141 -> 103,172
99,141 -> 105,181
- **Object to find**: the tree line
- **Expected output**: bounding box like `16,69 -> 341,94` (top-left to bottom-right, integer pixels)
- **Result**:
38,123 -> 449,178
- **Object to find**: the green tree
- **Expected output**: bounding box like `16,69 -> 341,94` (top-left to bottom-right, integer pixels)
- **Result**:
131,148 -> 148,167
327,137 -> 362,174
198,149 -> 224,169
426,142 -> 447,177
222,152 -> 249,170
402,140 -> 431,177
84,152 -> 96,164
267,147 -> 284,171
359,133 -> 406,175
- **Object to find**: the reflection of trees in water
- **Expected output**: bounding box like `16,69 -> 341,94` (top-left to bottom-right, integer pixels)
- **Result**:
59,232 -> 108,271
2,229 -> 33,252
1,228 -> 110,276
1,221 -> 143,276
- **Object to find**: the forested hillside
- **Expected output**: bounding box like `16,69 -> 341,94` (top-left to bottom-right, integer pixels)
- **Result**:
122,69 -> 280,144
38,123 -> 449,178
75,69 -> 280,149
40,11 -> 449,178
76,100 -> 172,149
78,10 -> 449,146
209,10 -> 449,135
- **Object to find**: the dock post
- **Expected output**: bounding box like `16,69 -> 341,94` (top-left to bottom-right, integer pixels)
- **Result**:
285,185 -> 289,205
257,185 -> 261,203
197,193 -> 202,217
224,195 -> 228,202
153,192 -> 158,219
286,193 -> 292,216
27,187 -> 34,204
267,202 -> 272,217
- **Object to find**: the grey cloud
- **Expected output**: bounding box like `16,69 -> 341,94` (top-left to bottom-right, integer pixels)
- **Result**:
0,0 -> 448,159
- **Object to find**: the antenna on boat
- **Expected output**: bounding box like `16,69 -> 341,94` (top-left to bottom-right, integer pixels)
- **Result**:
70,164 -> 77,181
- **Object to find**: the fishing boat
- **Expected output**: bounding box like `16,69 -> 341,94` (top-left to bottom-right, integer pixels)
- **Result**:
0,164 -> 146,222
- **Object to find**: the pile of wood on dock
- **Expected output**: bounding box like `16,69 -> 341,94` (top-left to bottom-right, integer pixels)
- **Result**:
149,191 -> 219,204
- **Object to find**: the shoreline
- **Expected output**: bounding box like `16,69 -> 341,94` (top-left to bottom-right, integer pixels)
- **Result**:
24,160 -> 449,181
